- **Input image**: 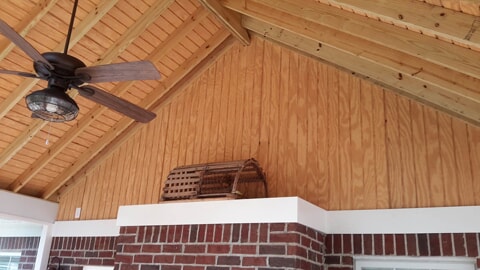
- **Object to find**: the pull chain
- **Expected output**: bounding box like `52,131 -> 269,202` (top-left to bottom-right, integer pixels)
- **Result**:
45,122 -> 52,145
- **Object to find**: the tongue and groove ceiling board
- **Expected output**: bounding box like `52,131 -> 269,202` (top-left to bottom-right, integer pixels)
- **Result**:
0,0 -> 478,202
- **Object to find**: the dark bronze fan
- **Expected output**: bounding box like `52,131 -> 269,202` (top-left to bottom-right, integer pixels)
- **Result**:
0,0 -> 160,123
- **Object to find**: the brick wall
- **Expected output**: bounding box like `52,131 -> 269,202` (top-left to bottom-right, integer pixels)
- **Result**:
49,237 -> 117,270
325,233 -> 480,270
115,223 -> 325,270
44,228 -> 480,270
0,237 -> 40,270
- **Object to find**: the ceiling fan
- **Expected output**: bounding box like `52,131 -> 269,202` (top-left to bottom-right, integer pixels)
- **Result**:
0,0 -> 160,123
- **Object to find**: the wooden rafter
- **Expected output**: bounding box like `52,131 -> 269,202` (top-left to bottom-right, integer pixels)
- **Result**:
0,0 -> 58,61
317,0 -> 480,50
7,0 -> 181,193
221,0 -> 480,126
199,0 -> 250,45
0,0 -> 119,169
44,30 -> 233,200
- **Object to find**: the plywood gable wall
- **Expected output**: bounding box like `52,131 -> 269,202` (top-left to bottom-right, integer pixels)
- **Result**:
57,37 -> 480,220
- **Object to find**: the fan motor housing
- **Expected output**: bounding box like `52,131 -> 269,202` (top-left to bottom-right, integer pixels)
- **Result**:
34,52 -> 86,86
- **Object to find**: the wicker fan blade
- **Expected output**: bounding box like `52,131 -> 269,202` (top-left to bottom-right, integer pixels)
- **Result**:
75,85 -> 156,123
0,69 -> 39,79
75,61 -> 160,83
0,19 -> 53,70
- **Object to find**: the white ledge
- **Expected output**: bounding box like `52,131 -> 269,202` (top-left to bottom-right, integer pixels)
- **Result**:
116,197 -> 480,234
53,219 -> 119,237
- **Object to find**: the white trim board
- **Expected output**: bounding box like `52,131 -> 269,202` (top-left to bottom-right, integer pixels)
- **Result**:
52,219 -> 119,237
116,197 -> 480,234
0,190 -> 58,224
54,197 -> 480,236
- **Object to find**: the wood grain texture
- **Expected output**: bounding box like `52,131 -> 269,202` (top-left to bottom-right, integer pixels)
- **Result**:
57,37 -> 480,220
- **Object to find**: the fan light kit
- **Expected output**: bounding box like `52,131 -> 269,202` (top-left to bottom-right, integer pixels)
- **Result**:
0,0 -> 161,123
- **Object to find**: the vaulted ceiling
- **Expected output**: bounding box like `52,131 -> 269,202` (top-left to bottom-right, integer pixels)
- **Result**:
0,0 -> 479,201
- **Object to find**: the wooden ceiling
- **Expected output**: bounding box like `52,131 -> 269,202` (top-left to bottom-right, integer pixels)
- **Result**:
0,0 -> 479,201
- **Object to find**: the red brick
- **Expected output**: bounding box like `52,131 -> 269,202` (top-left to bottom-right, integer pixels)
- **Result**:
102,259 -> 115,266
270,223 -> 286,231
120,265 -> 138,270
476,258 -> 480,269
374,235 -> 383,255
232,224 -> 241,242
99,251 -> 114,258
60,251 -> 73,257
232,244 -> 257,254
163,244 -> 182,253
159,226 -> 168,242
181,225 -> 190,243
243,256 -> 267,266
195,255 -> 216,264
174,225 -> 182,242
153,255 -> 174,264
384,234 -> 394,255
183,267 -> 204,270
406,234 -> 417,256
333,234 -> 342,254
189,225 -> 198,242
301,236 -> 312,248
167,226 -> 175,243
441,233 -> 453,256
144,226 -> 153,243
115,255 -> 133,264
418,234 -> 429,256
161,266 -> 180,270
184,244 -> 206,253
142,244 -> 161,253
137,226 -> 145,243
88,258 -> 102,265
214,224 -> 223,242
198,224 -> 206,242
466,233 -> 478,257
453,233 -> 466,256
428,234 -> 441,256
342,256 -> 353,265
259,244 -> 285,255
249,224 -> 259,242
152,226 -> 160,243
343,234 -> 352,254
123,244 -> 141,253
217,256 -> 241,266
288,245 -> 307,258
241,224 -> 250,243
134,254 -> 153,263
270,233 -> 301,244
325,255 -> 341,265
259,224 -> 268,242
363,234 -> 373,255
208,244 -> 231,253
269,257 -> 296,268
117,235 -> 136,244
205,224 -> 215,242
393,234 -> 405,256
174,255 -> 196,264
353,235 -> 362,254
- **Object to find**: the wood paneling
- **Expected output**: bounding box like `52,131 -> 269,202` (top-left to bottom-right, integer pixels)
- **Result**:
57,37 -> 480,220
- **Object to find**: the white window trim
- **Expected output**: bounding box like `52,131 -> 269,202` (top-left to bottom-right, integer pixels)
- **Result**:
354,256 -> 476,270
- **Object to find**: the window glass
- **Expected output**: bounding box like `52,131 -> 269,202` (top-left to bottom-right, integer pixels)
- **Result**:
0,252 -> 21,270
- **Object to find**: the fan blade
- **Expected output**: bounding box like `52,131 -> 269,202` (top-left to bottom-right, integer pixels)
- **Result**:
74,85 -> 156,123
75,61 -> 161,83
0,69 -> 39,79
0,19 -> 53,70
